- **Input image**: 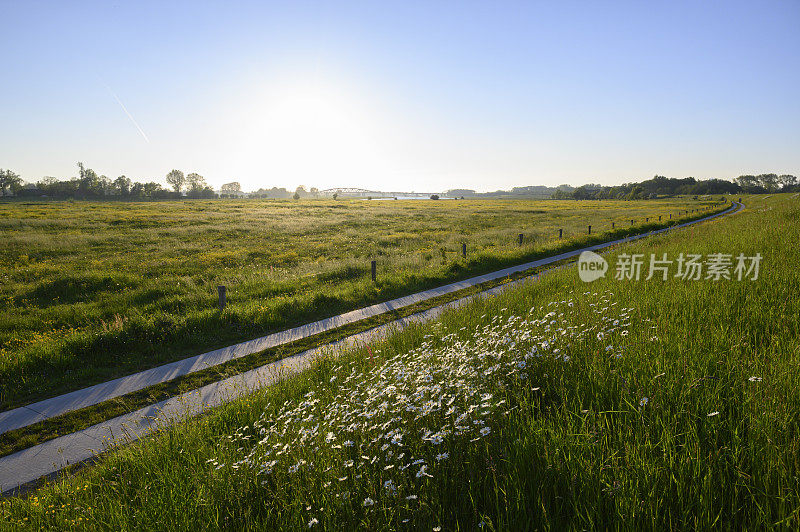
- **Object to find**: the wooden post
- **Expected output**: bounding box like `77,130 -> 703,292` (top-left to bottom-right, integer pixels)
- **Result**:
217,285 -> 226,311
588,225 -> 591,235
630,219 -> 634,226
462,242 -> 467,259
645,217 -> 649,222
612,221 -> 615,229
659,215 -> 662,221
558,228 -> 563,239
518,233 -> 523,245
371,260 -> 377,282
669,213 -> 672,219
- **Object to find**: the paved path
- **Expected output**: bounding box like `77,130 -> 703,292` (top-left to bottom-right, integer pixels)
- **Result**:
0,202 -> 742,494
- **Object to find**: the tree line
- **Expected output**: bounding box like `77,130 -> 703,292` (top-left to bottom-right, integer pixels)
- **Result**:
0,164 -> 219,199
551,174 -> 798,200
0,164 -> 326,200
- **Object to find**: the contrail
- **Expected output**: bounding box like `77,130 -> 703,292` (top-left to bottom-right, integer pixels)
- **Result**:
104,83 -> 150,143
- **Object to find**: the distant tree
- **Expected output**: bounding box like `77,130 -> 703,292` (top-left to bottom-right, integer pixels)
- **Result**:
185,173 -> 216,198
0,169 -> 22,196
309,187 -> 319,197
293,191 -> 301,200
221,182 -> 241,193
113,175 -> 132,196
445,189 -> 476,197
144,182 -> 167,197
332,192 -> 338,200
186,172 -> 206,191
758,173 -> 780,193
166,169 -> 186,193
430,194 -> 440,200
76,162 -> 105,197
295,185 -> 307,198
778,174 -> 798,191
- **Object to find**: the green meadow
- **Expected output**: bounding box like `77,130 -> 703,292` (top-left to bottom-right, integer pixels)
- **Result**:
1,194 -> 796,530
0,197 -> 719,408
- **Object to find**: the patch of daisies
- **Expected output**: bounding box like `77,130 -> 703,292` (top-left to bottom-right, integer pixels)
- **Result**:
208,290 -> 631,526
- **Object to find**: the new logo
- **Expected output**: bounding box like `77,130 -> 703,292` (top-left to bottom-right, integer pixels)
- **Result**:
578,251 -> 608,282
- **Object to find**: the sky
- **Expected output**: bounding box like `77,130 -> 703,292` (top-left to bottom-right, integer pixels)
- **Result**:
1,0 -> 798,193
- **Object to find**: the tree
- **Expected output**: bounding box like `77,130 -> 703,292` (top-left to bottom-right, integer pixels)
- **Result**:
293,191 -> 301,200
0,169 -> 22,196
295,185 -> 307,198
113,175 -> 132,196
166,169 -> 186,193
778,174 -> 798,190
186,172 -> 207,191
430,194 -> 440,200
221,182 -> 241,193
76,162 -> 104,197
332,192 -> 338,200
186,173 -> 216,198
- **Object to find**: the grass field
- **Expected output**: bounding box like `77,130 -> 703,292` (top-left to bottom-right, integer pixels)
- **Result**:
0,196 -> 722,409
1,194 -> 796,529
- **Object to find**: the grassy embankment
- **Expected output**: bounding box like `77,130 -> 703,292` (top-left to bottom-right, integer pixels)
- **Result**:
0,197 -> 723,409
2,194 -> 797,529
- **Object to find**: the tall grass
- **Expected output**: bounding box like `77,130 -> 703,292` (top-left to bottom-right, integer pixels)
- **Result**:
0,197 -> 722,408
2,194 -> 796,529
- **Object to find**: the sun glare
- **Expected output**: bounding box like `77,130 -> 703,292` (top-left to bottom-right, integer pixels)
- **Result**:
237,86 -> 387,188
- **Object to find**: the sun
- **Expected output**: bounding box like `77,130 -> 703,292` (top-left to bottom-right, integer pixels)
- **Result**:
236,84 -> 387,188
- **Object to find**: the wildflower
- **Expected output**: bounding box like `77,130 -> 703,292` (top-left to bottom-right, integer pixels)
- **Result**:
480,427 -> 491,436
436,452 -> 449,461
639,397 -> 649,407
308,517 -> 319,528
707,411 -> 719,417
748,376 -> 762,382
363,497 -> 375,507
416,465 -> 432,478
406,495 -> 418,500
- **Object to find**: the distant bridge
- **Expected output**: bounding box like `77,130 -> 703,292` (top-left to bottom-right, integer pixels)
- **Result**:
319,188 -> 435,198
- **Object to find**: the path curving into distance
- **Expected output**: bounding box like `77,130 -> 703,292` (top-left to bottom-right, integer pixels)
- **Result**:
0,202 -> 743,494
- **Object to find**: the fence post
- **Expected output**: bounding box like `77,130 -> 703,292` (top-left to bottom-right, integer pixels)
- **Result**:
588,225 -> 591,235
371,260 -> 377,282
645,217 -> 649,222
659,215 -> 662,221
558,228 -> 563,239
217,285 -> 226,311
462,242 -> 467,259
630,219 -> 634,226
612,221 -> 615,229
518,233 -> 523,245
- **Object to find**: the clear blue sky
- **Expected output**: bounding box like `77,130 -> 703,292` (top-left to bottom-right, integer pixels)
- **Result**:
1,0 -> 798,192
